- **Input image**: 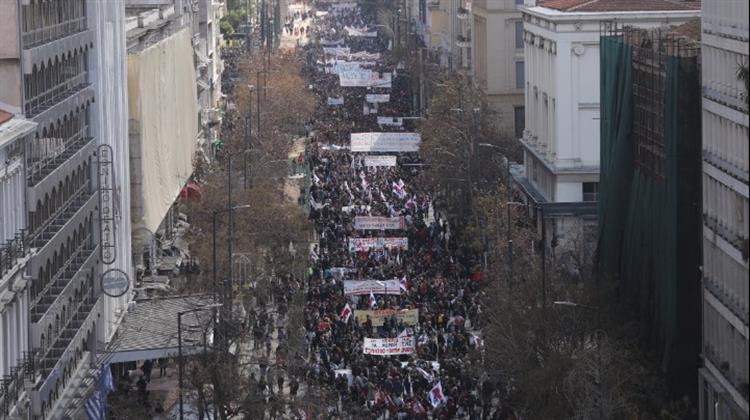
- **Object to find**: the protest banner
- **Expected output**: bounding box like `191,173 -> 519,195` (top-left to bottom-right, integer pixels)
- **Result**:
347,237 -> 409,251
323,46 -> 350,55
353,308 -> 419,326
363,336 -> 415,355
365,94 -> 391,103
354,216 -> 405,230
376,116 -> 404,127
343,280 -> 401,296
364,155 -> 397,167
327,97 -> 344,106
350,132 -> 421,152
345,26 -> 377,37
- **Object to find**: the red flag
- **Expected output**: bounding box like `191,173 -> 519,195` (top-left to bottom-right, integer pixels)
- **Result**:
340,303 -> 352,323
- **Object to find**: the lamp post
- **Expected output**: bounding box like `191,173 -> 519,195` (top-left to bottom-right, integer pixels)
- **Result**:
178,303 -> 223,420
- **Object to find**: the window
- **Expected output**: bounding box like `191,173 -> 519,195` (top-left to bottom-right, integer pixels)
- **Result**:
516,0 -> 524,5
514,106 -> 525,139
515,61 -> 525,89
515,22 -> 524,49
583,182 -> 599,202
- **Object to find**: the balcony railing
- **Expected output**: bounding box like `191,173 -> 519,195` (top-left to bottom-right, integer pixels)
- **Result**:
27,132 -> 92,187
35,295 -> 97,382
22,17 -> 87,49
27,180 -> 92,249
24,72 -> 89,118
0,231 -> 27,281
704,85 -> 748,113
0,363 -> 26,419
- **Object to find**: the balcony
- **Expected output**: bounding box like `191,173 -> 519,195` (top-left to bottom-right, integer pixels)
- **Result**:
22,25 -> 93,76
27,133 -> 94,189
0,231 -> 27,282
32,295 -> 99,409
27,187 -> 97,276
704,85 -> 748,113
30,238 -> 97,324
24,72 -> 91,119
22,17 -> 87,49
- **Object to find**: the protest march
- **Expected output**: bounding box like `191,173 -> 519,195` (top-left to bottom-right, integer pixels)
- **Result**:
300,2 -> 490,418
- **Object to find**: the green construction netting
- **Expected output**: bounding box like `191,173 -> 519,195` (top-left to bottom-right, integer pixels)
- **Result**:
597,35 -> 701,393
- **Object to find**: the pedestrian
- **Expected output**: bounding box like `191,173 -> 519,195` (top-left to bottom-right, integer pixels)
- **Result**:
158,358 -> 168,377
142,359 -> 153,383
277,373 -> 285,394
290,378 -> 299,401
137,375 -> 148,405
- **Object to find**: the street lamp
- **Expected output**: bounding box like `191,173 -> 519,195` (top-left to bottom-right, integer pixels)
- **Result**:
178,303 -> 223,420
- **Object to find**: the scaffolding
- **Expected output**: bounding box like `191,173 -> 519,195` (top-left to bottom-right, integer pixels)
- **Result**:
597,21 -> 702,398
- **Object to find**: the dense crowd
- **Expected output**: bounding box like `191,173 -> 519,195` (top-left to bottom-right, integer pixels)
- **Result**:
299,4 -> 497,419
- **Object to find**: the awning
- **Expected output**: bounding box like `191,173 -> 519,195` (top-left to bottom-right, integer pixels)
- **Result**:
179,181 -> 202,202
105,295 -> 215,364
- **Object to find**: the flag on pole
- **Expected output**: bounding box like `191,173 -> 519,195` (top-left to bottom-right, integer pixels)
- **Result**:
399,275 -> 408,292
369,291 -> 377,308
340,303 -> 352,323
429,382 -> 447,408
415,367 -> 433,383
85,364 -> 115,420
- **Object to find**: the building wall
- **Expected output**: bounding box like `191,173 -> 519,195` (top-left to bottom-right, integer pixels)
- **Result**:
88,0 -> 133,344
472,0 -> 524,138
128,27 -> 199,235
699,0 -> 749,417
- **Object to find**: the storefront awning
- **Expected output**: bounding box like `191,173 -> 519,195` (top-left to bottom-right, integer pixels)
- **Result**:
105,295 -> 215,364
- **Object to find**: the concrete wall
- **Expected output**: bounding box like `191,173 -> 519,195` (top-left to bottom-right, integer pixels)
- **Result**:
128,27 -> 198,235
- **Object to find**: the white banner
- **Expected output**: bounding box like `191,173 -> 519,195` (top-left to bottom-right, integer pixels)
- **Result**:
354,216 -> 405,230
348,237 -> 409,251
323,47 -> 350,55
343,280 -> 401,296
339,69 -> 373,87
366,94 -> 391,103
345,26 -> 377,37
377,116 -> 404,127
327,96 -> 344,106
363,336 -> 416,355
364,155 -> 397,167
350,132 -> 421,152
320,37 -> 343,45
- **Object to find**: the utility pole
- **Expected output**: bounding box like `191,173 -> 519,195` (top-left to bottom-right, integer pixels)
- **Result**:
244,89 -> 253,189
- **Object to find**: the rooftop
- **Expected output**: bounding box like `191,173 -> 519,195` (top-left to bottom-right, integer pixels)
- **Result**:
105,295 -> 215,364
0,109 -> 38,149
540,0 -> 700,12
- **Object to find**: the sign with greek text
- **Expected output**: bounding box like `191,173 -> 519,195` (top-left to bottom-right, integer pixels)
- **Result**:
364,155 -> 397,167
363,336 -> 415,355
354,216 -> 405,230
343,280 -> 401,296
350,133 -> 421,152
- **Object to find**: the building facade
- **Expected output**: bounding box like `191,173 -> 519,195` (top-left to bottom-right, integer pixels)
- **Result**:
698,0 -> 749,418
513,0 -> 699,257
0,111 -> 36,419
472,0 -> 525,139
0,0 -> 133,417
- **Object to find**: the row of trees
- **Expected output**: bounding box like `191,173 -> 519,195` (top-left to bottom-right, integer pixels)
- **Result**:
416,64 -> 696,419
172,48 -> 338,418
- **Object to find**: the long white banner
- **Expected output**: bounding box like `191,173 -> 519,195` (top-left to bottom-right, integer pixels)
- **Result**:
364,155 -> 397,167
377,116 -> 404,127
323,47 -> 350,55
366,94 -> 391,103
350,132 -> 421,152
343,279 -> 401,295
354,216 -> 405,230
345,26 -> 377,37
363,336 -> 415,355
348,237 -> 409,251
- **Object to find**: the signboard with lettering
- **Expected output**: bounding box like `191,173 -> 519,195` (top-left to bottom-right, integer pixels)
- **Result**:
97,145 -> 116,264
101,268 -> 130,298
363,336 -> 415,355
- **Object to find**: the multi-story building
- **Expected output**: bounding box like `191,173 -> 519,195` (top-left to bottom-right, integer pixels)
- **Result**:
513,0 -> 699,257
422,0 -> 471,72
125,1 -> 202,264
0,0 -> 131,417
471,0 -> 525,139
0,110 -> 36,419
699,0 -> 749,418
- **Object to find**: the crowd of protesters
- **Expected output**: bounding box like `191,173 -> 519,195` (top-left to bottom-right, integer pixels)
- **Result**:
297,3 -> 504,419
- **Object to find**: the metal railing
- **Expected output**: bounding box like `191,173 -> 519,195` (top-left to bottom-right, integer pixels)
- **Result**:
22,17 -> 87,49
24,71 -> 89,118
27,130 -> 91,187
0,231 -> 27,280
